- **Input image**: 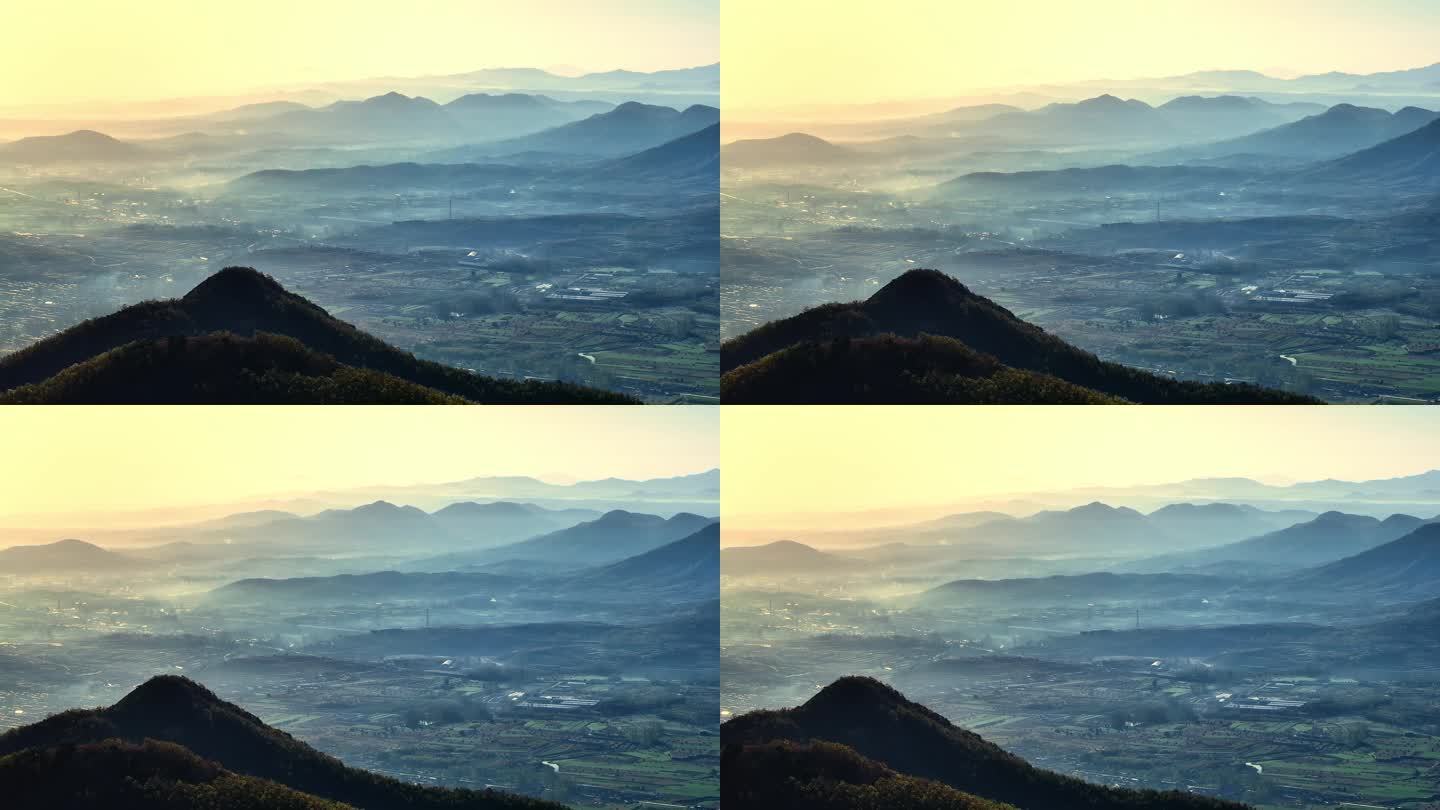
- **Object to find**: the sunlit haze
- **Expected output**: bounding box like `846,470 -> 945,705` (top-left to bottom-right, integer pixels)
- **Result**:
723,0 -> 1440,113
1,0 -> 719,108
1,406 -> 718,525
723,406 -> 1440,526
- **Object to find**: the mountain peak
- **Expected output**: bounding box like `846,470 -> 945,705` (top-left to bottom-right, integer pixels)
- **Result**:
354,500 -> 402,513
59,129 -> 122,143
868,268 -> 975,309
804,675 -> 906,711
49,537 -> 103,549
112,675 -> 231,719
180,266 -> 292,308
1313,510 -> 1364,524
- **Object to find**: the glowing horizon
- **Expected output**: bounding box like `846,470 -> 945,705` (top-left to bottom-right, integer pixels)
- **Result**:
0,406 -> 718,528
722,407 -> 1440,529
723,0 -> 1440,113
1,0 -> 718,108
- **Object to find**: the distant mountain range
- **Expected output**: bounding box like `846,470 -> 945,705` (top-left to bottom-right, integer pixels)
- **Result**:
195,520 -> 718,607
252,91 -> 611,143
721,268 -> 1317,404
0,267 -> 630,404
722,676 -> 1243,810
0,90 -> 715,161
0,676 -> 560,810
1065,61 -> 1440,100
309,62 -> 719,109
932,101 -> 1440,196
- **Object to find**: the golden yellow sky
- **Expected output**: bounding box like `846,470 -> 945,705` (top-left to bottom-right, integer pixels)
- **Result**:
0,0 -> 717,107
723,406 -> 1440,527
723,0 -> 1440,112
0,406 -> 717,525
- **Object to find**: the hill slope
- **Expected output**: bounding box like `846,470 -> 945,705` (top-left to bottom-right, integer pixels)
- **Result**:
723,739 -> 1014,810
1170,103 -> 1437,161
721,268 -> 1316,404
575,523 -> 720,597
589,123 -> 719,186
1136,511 -> 1424,572
0,267 -> 631,404
0,739 -> 352,810
722,676 -> 1244,810
1291,522 -> 1440,597
1301,116 -> 1440,190
484,510 -> 716,566
0,676 -> 562,810
493,101 -> 719,156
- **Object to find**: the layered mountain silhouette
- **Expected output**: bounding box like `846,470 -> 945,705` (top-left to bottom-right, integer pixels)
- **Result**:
722,676 -> 1243,810
570,522 -> 720,597
1144,502 -> 1315,544
1154,95 -> 1324,140
721,268 -> 1317,404
1301,115 -> 1440,190
979,94 -> 1179,144
490,101 -> 719,156
0,267 -> 631,404
253,91 -> 607,143
232,124 -> 718,194
415,509 -> 717,569
587,123 -> 719,186
1171,103 -> 1438,161
1291,522 -> 1440,597
1135,511 -> 1425,572
0,676 -> 560,810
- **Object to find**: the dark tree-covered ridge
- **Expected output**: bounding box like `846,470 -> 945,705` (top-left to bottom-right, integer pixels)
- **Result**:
0,675 -> 565,810
721,268 -> 1319,404
0,266 -> 634,404
721,676 -> 1249,810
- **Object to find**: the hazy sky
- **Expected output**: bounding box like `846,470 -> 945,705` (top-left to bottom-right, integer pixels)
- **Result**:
0,406 -> 717,522
723,406 -> 1440,521
724,0 -> 1440,111
0,0 -> 718,107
